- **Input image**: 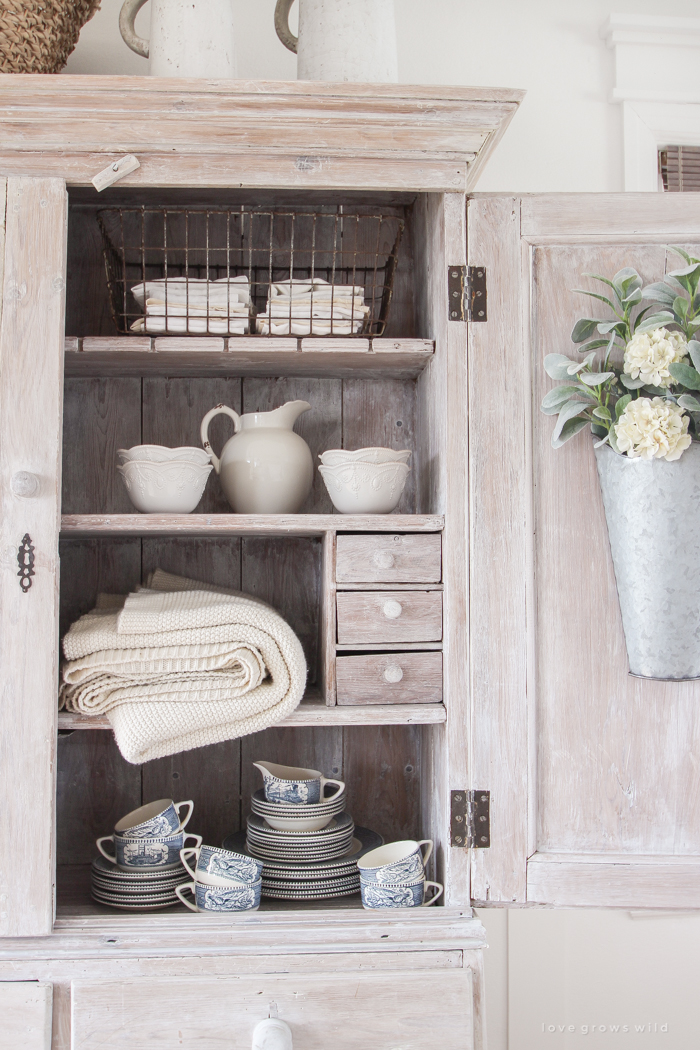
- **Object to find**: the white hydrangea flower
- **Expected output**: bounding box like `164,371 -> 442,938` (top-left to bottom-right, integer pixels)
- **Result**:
623,327 -> 688,388
614,397 -> 692,461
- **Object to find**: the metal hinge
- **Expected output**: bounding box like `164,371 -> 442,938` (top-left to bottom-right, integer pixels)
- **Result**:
447,265 -> 487,322
450,790 -> 490,848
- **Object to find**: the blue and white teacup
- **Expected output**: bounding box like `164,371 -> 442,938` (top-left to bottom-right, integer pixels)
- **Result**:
114,798 -> 194,838
97,831 -> 201,870
357,839 -> 433,885
360,878 -> 443,909
253,760 -> 344,806
181,844 -> 263,887
176,878 -> 262,913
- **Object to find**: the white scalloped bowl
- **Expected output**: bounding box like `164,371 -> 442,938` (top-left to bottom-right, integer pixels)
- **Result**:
319,447 -> 412,467
319,461 -> 410,514
117,459 -> 213,513
117,445 -> 211,465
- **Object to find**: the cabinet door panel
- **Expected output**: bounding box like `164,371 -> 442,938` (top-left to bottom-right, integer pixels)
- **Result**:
0,176 -> 67,935
468,192 -> 700,907
71,970 -> 474,1050
0,982 -> 52,1050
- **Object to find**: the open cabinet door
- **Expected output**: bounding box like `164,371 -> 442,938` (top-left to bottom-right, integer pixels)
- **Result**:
467,192 -> 700,908
0,177 -> 67,935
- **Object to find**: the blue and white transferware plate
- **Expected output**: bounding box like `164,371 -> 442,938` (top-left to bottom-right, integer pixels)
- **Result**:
246,813 -> 353,837
223,827 -> 383,869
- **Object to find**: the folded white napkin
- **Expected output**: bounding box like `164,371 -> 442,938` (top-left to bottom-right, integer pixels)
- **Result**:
131,276 -> 251,308
269,278 -> 364,300
130,316 -> 249,335
256,318 -> 365,336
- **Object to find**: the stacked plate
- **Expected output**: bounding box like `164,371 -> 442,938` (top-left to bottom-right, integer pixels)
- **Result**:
224,826 -> 383,901
246,812 -> 354,863
90,855 -> 188,911
250,787 -> 346,831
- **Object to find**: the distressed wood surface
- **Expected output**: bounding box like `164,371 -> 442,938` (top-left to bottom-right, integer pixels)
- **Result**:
526,854 -> 700,908
57,703 -> 446,732
336,590 -> 443,644
64,338 -> 435,380
70,970 -> 475,1050
0,176 -> 67,936
519,192 -> 700,238
321,531 -> 337,705
343,725 -> 423,846
467,197 -> 529,904
336,533 -> 441,583
336,652 -> 442,705
342,377 -> 416,512
61,513 -> 444,536
0,982 -> 52,1050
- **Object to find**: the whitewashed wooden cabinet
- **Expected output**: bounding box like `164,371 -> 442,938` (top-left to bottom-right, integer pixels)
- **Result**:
0,74 -> 698,1049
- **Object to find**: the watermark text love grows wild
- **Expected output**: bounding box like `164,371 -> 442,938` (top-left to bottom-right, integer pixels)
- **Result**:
542,1023 -> 668,1035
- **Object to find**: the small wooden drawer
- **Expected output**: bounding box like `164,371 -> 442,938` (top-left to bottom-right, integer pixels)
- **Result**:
336,533 -> 441,583
336,591 -> 442,644
336,651 -> 442,704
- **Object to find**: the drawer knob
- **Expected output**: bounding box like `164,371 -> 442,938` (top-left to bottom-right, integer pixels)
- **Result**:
383,664 -> 404,684
11,471 -> 39,498
383,599 -> 403,619
372,550 -> 395,569
252,1018 -> 293,1050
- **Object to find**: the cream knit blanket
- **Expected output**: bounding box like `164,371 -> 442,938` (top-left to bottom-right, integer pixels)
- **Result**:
59,570 -> 307,764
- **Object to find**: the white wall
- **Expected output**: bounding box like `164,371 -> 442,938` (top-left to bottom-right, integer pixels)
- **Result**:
65,0 -> 699,191
63,2 -> 700,1047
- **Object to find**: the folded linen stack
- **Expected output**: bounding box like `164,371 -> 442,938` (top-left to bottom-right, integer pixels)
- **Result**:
59,570 -> 306,764
129,277 -> 251,335
256,278 -> 369,336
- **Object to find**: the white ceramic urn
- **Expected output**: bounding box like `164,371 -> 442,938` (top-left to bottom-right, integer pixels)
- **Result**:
274,0 -> 398,82
119,0 -> 236,78
200,401 -> 314,514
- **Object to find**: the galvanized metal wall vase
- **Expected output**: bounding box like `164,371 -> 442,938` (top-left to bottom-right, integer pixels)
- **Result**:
542,251 -> 700,680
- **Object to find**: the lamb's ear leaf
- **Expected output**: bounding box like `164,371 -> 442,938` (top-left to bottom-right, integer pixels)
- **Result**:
574,289 -> 618,312
642,282 -> 676,307
669,363 -> 700,390
615,394 -> 632,420
620,373 -> 646,389
669,246 -> 693,266
593,433 -> 611,448
551,416 -> 590,449
541,386 -> 594,412
688,340 -> 700,372
580,371 -> 615,387
544,353 -> 578,380
634,311 -> 674,334
571,318 -> 600,343
608,424 -> 623,455
678,394 -> 700,413
551,400 -> 591,443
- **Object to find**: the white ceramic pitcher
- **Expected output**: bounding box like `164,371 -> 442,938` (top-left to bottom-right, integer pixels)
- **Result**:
274,0 -> 398,82
200,401 -> 314,514
119,0 -> 236,78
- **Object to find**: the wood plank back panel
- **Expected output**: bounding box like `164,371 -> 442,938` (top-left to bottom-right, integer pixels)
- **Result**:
65,205 -> 117,336
0,176 -> 67,936
62,378 -> 141,514
467,197 -> 529,904
342,377 -> 416,512
532,241 -> 700,858
142,377 -> 242,515
343,725 -> 423,844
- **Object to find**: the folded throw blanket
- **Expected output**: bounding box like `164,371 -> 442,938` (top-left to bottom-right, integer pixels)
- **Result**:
59,569 -> 306,764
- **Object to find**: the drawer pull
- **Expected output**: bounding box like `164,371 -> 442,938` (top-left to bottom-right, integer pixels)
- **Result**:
372,550 -> 395,569
383,664 -> 404,684
11,471 -> 39,498
252,1018 -> 293,1050
382,599 -> 403,619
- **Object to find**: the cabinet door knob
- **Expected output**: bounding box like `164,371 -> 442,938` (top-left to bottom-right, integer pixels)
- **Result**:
372,550 -> 395,569
383,664 -> 404,684
382,599 -> 403,619
252,1018 -> 293,1050
11,471 -> 39,498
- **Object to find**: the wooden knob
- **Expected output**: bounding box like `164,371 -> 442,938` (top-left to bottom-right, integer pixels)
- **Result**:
382,599 -> 403,619
372,550 -> 395,569
11,471 -> 39,498
383,664 -> 404,684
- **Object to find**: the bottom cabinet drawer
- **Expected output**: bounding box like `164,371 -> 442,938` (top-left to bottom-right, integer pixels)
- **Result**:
336,652 -> 442,704
71,970 -> 474,1050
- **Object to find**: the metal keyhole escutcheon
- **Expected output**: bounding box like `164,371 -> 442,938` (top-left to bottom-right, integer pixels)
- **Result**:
17,534 -> 35,592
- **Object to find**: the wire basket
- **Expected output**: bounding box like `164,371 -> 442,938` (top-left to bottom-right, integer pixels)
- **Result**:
97,206 -> 405,338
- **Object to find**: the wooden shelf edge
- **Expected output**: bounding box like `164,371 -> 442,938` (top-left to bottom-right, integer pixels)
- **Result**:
60,513 -> 445,537
58,703 -> 446,732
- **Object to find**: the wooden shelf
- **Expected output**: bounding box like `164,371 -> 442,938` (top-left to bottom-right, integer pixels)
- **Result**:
58,701 -> 446,731
64,337 -> 435,379
60,513 -> 444,538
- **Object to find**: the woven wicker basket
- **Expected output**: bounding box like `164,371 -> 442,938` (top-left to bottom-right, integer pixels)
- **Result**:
0,0 -> 100,74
